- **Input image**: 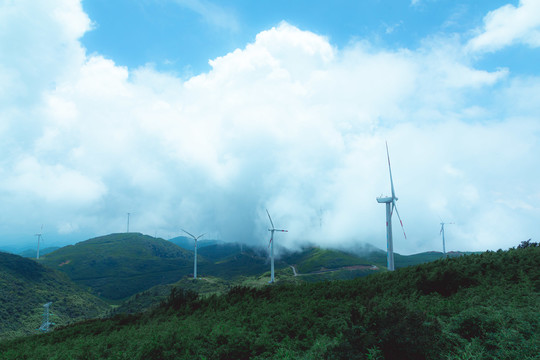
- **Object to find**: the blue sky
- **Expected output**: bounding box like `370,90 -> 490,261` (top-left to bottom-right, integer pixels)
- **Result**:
81,0 -> 523,74
1,0 -> 540,255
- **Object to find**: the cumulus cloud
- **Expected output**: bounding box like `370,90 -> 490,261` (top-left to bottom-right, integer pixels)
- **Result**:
0,1 -> 539,255
467,0 -> 540,53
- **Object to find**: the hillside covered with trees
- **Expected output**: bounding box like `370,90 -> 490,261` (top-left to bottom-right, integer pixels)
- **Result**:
1,243 -> 538,359
0,252 -> 109,341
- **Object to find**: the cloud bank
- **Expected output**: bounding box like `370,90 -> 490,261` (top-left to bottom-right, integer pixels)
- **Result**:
0,1 -> 539,255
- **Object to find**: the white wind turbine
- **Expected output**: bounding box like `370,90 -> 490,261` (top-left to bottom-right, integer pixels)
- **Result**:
266,209 -> 287,283
440,221 -> 454,257
35,225 -> 44,259
376,142 -> 407,271
181,229 -> 205,279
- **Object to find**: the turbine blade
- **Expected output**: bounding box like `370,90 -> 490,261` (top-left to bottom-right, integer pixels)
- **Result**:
393,203 -> 407,240
181,229 -> 196,239
386,142 -> 396,200
196,233 -> 206,240
266,209 -> 275,229
440,224 -> 444,235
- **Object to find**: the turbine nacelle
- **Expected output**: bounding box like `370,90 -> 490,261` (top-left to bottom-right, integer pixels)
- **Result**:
376,196 -> 395,204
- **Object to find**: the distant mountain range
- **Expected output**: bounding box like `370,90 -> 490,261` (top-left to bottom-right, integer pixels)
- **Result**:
35,232 -> 474,302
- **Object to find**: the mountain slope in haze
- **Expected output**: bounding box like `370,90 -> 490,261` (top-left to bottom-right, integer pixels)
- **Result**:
39,233 -> 196,300
199,243 -> 278,279
0,252 -> 109,341
18,247 -> 60,259
168,236 -> 221,250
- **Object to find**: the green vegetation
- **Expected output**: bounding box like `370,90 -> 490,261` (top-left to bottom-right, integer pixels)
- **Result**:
0,252 -> 110,341
1,244 -> 537,359
112,276 -> 234,315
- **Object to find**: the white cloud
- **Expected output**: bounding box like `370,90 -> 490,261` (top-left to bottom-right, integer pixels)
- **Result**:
172,0 -> 239,32
2,156 -> 106,206
1,1 -> 539,255
467,0 -> 540,53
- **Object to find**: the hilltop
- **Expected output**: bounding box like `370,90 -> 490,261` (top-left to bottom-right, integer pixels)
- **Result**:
1,244 -> 538,359
39,233 -> 194,300
0,252 -> 109,341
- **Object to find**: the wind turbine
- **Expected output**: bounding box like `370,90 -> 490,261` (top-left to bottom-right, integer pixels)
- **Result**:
266,209 -> 287,283
35,225 -> 44,259
181,229 -> 205,279
440,221 -> 454,257
376,142 -> 407,271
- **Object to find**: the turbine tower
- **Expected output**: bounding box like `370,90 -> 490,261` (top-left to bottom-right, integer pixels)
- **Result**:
266,209 -> 287,283
440,221 -> 454,257
126,213 -> 130,233
181,229 -> 205,279
35,225 -> 43,260
376,142 -> 407,271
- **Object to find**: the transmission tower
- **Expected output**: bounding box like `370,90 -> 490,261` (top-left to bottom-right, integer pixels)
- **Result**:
38,302 -> 55,333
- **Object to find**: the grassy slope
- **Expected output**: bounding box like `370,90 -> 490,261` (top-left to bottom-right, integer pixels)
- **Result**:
0,252 -> 110,341
39,233 -> 195,300
1,245 -> 538,359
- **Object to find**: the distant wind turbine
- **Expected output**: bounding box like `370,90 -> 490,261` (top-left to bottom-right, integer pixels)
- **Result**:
35,225 -> 44,259
181,229 -> 205,279
126,213 -> 131,233
376,142 -> 407,271
266,209 -> 287,283
440,221 -> 454,257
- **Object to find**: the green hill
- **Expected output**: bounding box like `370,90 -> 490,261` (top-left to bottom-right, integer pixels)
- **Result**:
0,252 -> 109,341
284,247 -> 374,273
39,233 -> 195,300
1,244 -> 538,359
